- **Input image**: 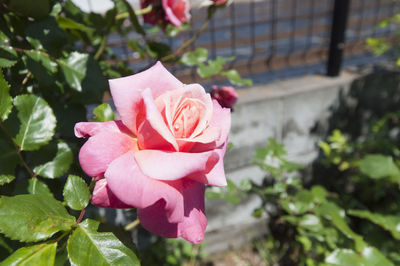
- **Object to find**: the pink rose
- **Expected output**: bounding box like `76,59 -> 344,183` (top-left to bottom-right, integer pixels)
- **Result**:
210,85 -> 238,109
75,62 -> 230,244
141,0 -> 190,27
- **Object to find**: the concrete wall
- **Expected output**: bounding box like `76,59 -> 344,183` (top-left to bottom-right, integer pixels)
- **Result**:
204,71 -> 357,253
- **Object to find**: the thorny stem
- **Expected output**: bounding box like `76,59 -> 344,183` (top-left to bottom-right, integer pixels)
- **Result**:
124,218 -> 140,231
0,121 -> 36,178
76,208 -> 86,224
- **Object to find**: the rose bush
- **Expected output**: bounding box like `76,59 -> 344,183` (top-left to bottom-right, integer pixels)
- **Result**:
75,62 -> 231,243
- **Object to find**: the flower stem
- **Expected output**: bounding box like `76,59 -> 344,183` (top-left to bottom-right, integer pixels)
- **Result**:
161,17 -> 211,62
124,218 -> 140,231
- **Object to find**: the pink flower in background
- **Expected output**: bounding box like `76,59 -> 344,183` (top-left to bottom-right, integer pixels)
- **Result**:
210,85 -> 238,109
141,0 -> 190,27
75,62 -> 230,244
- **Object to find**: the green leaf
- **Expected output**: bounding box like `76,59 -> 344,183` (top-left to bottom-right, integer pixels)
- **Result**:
316,202 -> 365,251
0,139 -> 18,185
348,209 -> 400,240
59,52 -> 89,92
358,154 -> 400,179
325,247 -> 393,266
26,50 -> 58,74
14,94 -> 56,151
28,178 -> 53,196
56,16 -> 94,33
0,194 -> 75,242
63,175 -> 90,211
221,69 -> 253,87
33,141 -> 73,179
67,219 -> 140,265
0,69 -> 12,121
0,46 -> 18,68
93,103 -> 114,122
197,56 -> 234,78
180,48 -> 208,66
298,214 -> 323,232
325,249 -> 363,265
1,242 -> 57,266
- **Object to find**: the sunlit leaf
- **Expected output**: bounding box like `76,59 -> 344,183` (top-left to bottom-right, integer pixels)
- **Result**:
180,48 -> 208,66
14,94 -> 56,151
0,194 -> 75,242
28,178 -> 53,197
67,219 -> 140,265
63,175 -> 90,211
221,69 -> 252,87
0,69 -> 12,121
93,103 -> 114,122
59,52 -> 89,92
0,242 -> 57,266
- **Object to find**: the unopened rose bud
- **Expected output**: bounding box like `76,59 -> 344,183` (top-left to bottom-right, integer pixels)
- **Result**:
210,85 -> 238,109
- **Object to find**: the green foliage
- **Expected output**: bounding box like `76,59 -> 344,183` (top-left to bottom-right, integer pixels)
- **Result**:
0,194 -> 75,242
0,140 -> 18,183
93,103 -> 115,122
14,94 -> 56,151
28,178 -> 53,196
59,52 -> 89,92
358,154 -> 400,180
367,13 -> 400,63
0,0 -> 233,263
33,140 -> 73,179
325,247 -> 394,266
63,175 -> 90,210
245,129 -> 400,265
0,70 -> 13,121
67,219 -> 140,265
221,69 -> 253,87
180,48 -> 208,66
1,242 -> 57,266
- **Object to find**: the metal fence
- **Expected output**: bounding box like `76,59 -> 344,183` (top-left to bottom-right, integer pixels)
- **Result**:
106,0 -> 400,85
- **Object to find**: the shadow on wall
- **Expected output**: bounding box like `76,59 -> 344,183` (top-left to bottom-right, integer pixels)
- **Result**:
311,65 -> 400,189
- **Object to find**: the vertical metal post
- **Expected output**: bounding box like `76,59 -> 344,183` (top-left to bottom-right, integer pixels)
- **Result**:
326,0 -> 351,77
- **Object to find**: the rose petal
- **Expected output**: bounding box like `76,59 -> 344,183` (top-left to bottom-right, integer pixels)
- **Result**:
177,126 -> 221,152
182,84 -> 213,139
190,100 -> 231,152
137,88 -> 178,151
188,142 -> 228,187
162,0 -> 190,27
79,130 -> 137,178
134,149 -> 218,181
105,151 -> 184,223
92,179 -> 133,209
74,121 -> 133,138
138,179 -> 206,244
109,62 -> 183,134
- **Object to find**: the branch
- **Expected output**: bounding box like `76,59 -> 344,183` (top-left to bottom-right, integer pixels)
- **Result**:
161,17 -> 211,62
